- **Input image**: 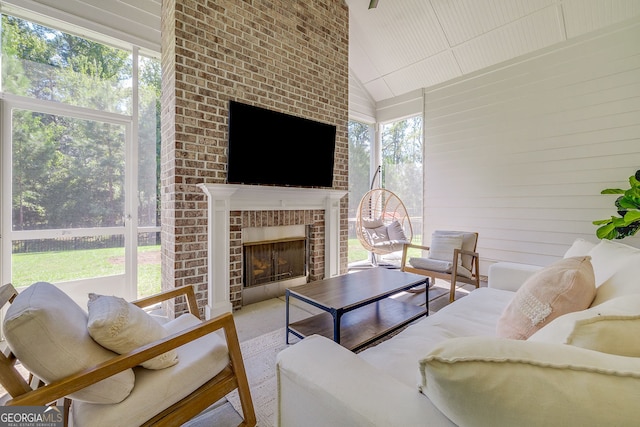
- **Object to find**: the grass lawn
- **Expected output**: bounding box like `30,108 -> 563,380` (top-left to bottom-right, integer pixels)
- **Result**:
12,245 -> 161,297
12,240 -> 422,298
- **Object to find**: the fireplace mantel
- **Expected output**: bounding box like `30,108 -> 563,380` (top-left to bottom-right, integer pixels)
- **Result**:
198,183 -> 346,318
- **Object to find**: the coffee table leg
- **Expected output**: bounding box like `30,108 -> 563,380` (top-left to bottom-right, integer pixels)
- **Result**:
425,278 -> 429,315
285,290 -> 291,344
333,309 -> 341,344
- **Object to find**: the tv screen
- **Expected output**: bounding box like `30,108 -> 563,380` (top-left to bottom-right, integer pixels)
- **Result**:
227,101 -> 336,187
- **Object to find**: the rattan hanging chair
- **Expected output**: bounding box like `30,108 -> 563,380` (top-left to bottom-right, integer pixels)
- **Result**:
356,188 -> 413,262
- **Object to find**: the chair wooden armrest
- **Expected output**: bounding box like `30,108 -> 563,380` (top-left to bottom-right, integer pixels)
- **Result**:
132,284 -> 200,317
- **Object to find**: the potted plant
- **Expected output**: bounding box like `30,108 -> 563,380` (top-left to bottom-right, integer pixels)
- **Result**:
593,169 -> 640,239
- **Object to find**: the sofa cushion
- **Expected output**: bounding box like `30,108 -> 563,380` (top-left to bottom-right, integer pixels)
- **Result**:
496,256 -> 596,340
73,314 -> 230,427
586,239 -> 640,287
528,294 -> 640,357
590,255 -> 640,306
358,287 -> 514,388
87,293 -> 179,370
3,282 -> 135,403
419,336 -> 640,427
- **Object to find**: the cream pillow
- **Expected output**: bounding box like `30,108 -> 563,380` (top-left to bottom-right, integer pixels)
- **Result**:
3,282 -> 134,403
587,239 -> 640,287
496,256 -> 596,340
428,233 -> 463,263
528,294 -> 640,357
419,336 -> 640,427
87,294 -> 179,370
590,255 -> 640,306
563,238 -> 596,258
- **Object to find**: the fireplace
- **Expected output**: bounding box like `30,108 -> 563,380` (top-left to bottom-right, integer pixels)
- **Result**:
199,184 -> 346,317
242,224 -> 310,305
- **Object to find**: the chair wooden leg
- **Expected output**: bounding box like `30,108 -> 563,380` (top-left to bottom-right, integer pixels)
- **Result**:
224,317 -> 257,427
449,277 -> 457,303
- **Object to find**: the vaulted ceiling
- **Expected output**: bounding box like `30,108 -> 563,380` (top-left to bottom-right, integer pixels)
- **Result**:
19,0 -> 640,105
346,0 -> 640,102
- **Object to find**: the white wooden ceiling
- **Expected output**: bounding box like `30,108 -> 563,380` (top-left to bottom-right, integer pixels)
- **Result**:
13,0 -> 640,104
346,0 -> 640,102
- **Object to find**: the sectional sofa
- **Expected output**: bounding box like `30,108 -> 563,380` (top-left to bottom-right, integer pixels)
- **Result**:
276,238 -> 640,426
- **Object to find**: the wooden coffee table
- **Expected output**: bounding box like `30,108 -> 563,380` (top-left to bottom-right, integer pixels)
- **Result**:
285,267 -> 429,351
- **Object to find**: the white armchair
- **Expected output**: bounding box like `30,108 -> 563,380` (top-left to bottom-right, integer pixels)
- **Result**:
0,282 -> 256,427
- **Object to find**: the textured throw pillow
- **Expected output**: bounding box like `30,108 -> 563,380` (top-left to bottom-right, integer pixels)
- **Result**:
3,282 -> 134,403
87,294 -> 179,370
528,294 -> 640,357
419,336 -> 640,427
496,256 -> 596,340
428,233 -> 463,263
386,220 -> 408,242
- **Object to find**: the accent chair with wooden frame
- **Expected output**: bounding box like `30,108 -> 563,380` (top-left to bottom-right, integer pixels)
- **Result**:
0,282 -> 256,427
401,231 -> 480,302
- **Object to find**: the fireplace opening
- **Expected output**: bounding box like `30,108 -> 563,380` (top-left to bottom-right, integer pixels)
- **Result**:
243,237 -> 308,288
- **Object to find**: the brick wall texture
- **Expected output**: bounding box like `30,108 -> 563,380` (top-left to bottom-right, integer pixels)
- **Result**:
161,0 -> 349,314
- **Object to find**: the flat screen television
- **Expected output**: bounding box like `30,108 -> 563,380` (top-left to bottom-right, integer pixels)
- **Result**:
227,101 -> 336,187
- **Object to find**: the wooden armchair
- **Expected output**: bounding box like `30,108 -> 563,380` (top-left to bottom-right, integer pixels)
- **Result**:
401,231 -> 480,302
0,282 -> 256,427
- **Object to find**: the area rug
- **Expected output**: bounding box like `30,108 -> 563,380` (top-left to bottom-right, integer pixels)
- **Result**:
226,328 -> 293,427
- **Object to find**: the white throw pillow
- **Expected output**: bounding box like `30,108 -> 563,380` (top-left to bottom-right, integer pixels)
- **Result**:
590,255 -> 640,306
419,336 -> 640,427
563,238 -> 597,258
433,231 -> 476,270
87,294 -> 179,370
528,294 -> 640,357
3,282 -> 135,403
428,233 -> 463,263
587,239 -> 640,287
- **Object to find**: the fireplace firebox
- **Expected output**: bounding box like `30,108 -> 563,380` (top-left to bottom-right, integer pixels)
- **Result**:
243,237 -> 308,288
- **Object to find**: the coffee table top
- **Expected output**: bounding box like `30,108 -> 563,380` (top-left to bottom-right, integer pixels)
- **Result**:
287,267 -> 427,311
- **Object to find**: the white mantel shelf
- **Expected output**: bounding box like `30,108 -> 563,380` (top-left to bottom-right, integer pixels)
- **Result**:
198,183 -> 347,318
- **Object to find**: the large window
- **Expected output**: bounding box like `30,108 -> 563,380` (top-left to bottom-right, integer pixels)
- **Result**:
348,115 -> 424,266
1,13 -> 161,301
347,120 -> 372,264
380,115 -> 423,245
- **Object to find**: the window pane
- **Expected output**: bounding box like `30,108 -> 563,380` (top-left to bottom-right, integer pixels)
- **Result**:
1,14 -> 132,113
138,56 -> 161,228
381,116 -> 423,243
12,109 -> 125,230
137,232 -> 161,297
11,235 -> 125,288
348,120 -> 371,264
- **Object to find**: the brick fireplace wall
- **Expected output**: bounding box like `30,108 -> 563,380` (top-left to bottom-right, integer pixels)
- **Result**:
160,0 -> 349,316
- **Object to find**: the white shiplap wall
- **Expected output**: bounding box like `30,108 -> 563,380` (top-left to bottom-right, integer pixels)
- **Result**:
423,20 -> 640,273
349,68 -> 376,124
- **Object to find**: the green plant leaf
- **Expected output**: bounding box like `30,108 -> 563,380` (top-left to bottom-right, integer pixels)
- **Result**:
596,223 -> 617,239
592,218 -> 613,225
618,197 -> 640,209
601,188 -> 625,194
623,210 -> 640,224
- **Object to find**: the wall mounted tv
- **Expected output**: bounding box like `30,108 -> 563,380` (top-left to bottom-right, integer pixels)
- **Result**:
227,101 -> 337,188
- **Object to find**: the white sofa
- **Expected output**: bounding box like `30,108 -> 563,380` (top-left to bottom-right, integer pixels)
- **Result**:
276,239 -> 640,426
